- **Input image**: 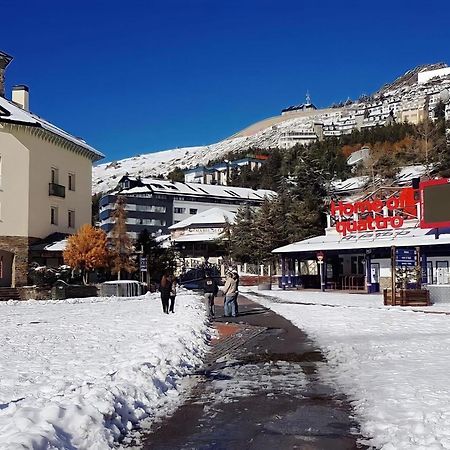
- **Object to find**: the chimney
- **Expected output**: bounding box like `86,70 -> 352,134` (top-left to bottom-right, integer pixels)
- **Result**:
12,85 -> 29,111
0,51 -> 13,98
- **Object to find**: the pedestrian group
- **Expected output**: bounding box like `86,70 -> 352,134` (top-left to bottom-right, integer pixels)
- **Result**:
159,268 -> 240,319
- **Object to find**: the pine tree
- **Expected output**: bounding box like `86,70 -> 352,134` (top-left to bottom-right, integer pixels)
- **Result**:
110,196 -> 136,279
228,203 -> 257,263
63,224 -> 109,284
136,229 -> 176,282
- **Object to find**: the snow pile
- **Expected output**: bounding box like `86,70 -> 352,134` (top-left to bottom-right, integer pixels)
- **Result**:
0,292 -> 210,449
245,288 -> 450,449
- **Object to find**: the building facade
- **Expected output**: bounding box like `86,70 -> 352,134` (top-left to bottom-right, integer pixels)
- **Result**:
0,52 -> 103,287
99,176 -> 274,239
183,157 -> 266,185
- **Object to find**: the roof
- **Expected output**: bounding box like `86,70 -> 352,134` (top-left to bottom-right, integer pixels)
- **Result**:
330,176 -> 370,194
169,207 -> 236,230
273,226 -> 450,254
0,96 -> 104,162
30,233 -> 69,252
395,165 -> 428,186
117,176 -> 275,202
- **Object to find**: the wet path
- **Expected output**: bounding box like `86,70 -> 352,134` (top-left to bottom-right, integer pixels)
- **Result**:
140,296 -> 365,450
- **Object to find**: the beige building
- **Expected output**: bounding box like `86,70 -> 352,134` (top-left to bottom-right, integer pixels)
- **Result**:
0,51 -> 103,287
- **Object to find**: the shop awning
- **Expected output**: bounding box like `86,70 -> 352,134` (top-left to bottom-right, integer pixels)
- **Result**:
273,227 -> 450,254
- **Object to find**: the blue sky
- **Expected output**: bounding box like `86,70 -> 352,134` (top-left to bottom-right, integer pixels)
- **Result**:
3,0 -> 450,162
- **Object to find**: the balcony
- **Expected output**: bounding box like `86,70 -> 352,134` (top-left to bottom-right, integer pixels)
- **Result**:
49,182 -> 66,198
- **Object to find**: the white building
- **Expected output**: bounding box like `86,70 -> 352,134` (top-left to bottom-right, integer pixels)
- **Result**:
0,51 -> 103,287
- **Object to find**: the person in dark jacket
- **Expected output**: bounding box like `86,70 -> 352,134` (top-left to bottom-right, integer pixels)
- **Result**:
169,275 -> 177,313
203,274 -> 219,318
159,271 -> 172,314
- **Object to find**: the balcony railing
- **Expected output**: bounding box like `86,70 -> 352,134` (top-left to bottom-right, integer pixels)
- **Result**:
49,182 -> 66,198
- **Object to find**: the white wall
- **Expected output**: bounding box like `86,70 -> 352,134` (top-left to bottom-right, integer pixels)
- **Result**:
11,127 -> 93,238
172,199 -> 238,223
418,67 -> 450,84
0,127 -> 30,237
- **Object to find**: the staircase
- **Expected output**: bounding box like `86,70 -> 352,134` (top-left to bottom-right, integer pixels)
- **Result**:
0,287 -> 21,301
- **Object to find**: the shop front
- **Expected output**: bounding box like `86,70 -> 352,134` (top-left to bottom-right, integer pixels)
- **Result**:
275,182 -> 450,298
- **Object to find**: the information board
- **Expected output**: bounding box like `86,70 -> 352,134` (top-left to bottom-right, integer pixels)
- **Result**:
420,179 -> 450,229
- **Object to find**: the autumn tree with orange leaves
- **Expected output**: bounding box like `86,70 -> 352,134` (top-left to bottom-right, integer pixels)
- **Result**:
63,224 -> 109,284
110,196 -> 136,280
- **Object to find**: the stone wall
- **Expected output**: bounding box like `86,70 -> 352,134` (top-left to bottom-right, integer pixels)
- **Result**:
18,286 -> 51,300
0,236 -> 37,287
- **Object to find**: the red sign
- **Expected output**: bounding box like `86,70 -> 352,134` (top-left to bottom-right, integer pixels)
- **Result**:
331,188 -> 419,236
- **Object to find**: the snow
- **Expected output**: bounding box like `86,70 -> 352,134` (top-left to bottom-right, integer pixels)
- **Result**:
168,207 -> 236,230
243,287 -> 450,449
0,97 -> 103,161
273,225 -> 450,253
92,64 -> 450,196
0,292 -> 210,449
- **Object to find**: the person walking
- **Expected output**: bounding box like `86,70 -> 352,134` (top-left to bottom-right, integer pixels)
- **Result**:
222,271 -> 238,318
159,271 -> 172,314
169,275 -> 177,313
232,270 -> 240,316
203,273 -> 219,318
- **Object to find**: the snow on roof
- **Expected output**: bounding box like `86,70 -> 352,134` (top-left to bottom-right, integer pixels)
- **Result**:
119,185 -> 152,195
331,176 -> 370,194
273,226 -> 450,254
155,234 -> 172,248
0,96 -> 104,161
121,177 -> 275,201
395,165 -> 428,186
169,207 -> 236,230
44,239 -> 68,252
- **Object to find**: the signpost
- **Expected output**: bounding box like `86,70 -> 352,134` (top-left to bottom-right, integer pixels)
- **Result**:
395,248 -> 417,267
140,257 -> 147,284
317,251 -> 325,292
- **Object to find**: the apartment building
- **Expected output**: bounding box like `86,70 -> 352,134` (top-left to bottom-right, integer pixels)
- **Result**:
99,176 -> 275,239
0,51 -> 103,287
183,157 -> 266,185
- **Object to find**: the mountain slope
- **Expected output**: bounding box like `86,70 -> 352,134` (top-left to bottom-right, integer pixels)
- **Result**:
93,63 -> 450,195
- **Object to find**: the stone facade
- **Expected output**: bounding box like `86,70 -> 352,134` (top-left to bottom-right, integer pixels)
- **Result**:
0,236 -> 38,287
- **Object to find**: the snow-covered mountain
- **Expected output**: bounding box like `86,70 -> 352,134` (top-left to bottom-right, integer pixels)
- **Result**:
93,63 -> 450,194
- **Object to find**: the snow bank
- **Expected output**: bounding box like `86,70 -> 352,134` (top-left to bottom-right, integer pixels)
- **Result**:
0,292 -> 210,449
244,288 -> 450,449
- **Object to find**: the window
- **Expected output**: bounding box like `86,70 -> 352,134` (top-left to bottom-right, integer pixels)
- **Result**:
51,167 -> 59,184
51,206 -> 58,225
189,208 -> 198,214
68,173 -> 75,191
68,210 -> 75,228
174,207 -> 186,214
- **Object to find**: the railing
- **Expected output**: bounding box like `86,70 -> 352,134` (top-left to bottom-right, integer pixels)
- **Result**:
49,183 -> 65,198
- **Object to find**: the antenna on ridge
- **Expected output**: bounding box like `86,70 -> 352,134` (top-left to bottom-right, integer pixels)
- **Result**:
306,90 -> 311,105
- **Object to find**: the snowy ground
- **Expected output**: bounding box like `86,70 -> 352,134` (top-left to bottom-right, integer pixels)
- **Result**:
243,287 -> 450,449
0,292 -> 210,450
